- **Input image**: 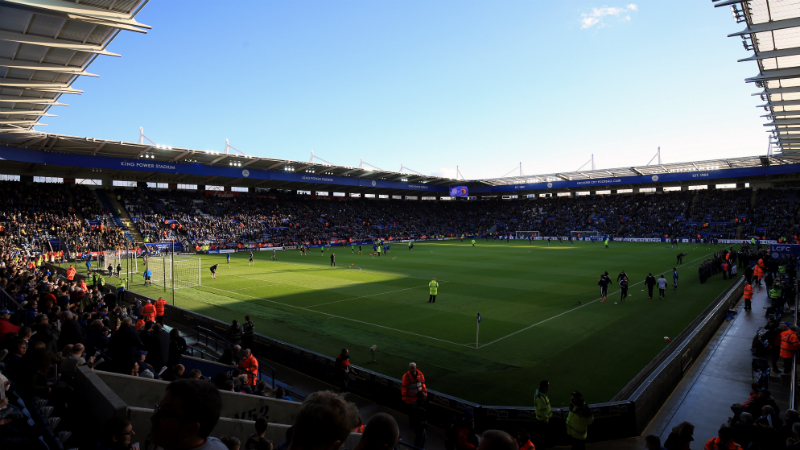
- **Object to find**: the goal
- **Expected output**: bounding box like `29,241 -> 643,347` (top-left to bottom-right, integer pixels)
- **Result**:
570,231 -> 600,240
103,249 -> 138,275
148,255 -> 201,290
515,231 -> 540,240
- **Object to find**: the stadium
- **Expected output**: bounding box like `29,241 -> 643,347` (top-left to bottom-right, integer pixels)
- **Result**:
1,1 -> 800,450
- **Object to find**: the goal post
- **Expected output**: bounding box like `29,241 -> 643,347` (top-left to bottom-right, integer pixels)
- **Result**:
570,231 -> 600,240
148,254 -> 201,290
515,231 -> 540,239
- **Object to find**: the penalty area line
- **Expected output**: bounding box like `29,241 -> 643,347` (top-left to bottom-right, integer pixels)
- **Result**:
202,285 -> 473,348
476,250 -> 717,349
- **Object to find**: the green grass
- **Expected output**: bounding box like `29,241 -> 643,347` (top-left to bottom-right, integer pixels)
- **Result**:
129,240 -> 735,407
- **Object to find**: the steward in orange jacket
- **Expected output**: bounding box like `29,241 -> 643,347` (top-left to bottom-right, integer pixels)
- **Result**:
135,318 -> 145,331
401,363 -> 427,404
780,323 -> 800,359
141,300 -> 156,323
66,266 -> 76,281
238,349 -> 258,385
155,297 -> 167,324
743,283 -> 753,311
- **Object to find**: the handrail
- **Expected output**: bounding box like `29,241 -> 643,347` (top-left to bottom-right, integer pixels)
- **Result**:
792,277 -> 798,411
178,325 -> 277,389
0,284 -> 30,326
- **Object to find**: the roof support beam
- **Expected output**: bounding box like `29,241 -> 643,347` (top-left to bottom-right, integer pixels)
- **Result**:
746,66 -> 800,83
0,0 -> 151,33
0,95 -> 65,105
0,57 -> 98,76
241,158 -> 258,167
0,119 -> 44,125
170,150 -> 192,162
266,161 -> 286,170
209,154 -> 227,164
756,86 -> 800,96
0,29 -> 120,56
765,119 -> 800,126
729,16 -> 800,37
0,109 -> 55,116
92,142 -> 105,155
739,46 -> 800,62
757,99 -> 800,107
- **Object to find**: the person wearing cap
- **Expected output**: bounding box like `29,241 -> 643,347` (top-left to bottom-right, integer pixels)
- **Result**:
135,350 -> 158,379
0,308 -> 19,347
428,278 -> 439,303
779,322 -> 800,373
566,391 -> 594,450
402,362 -> 427,404
141,298 -> 156,323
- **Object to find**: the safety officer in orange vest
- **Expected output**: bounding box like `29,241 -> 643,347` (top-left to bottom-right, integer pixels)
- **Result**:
743,282 -> 753,311
155,297 -> 167,325
66,265 -> 76,281
141,299 -> 156,323
135,317 -> 145,331
517,430 -> 535,450
754,264 -> 764,288
779,322 -> 800,373
401,362 -> 427,404
238,349 -> 259,386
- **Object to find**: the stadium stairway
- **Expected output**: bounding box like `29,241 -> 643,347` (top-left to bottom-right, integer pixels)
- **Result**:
165,320 -> 449,450
589,280 -> 791,450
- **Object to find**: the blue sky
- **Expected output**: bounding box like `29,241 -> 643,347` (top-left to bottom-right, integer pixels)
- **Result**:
43,1 -> 766,179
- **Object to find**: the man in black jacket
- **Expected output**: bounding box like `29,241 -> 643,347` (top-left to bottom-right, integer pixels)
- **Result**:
146,323 -> 170,373
645,273 -> 656,300
108,317 -> 143,374
57,310 -> 86,350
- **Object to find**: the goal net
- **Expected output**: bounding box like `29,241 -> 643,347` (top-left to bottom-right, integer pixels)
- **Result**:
102,250 -> 138,275
515,231 -> 540,239
148,255 -> 201,289
570,231 -> 600,240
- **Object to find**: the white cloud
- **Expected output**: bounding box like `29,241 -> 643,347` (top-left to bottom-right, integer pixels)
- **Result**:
431,167 -> 459,179
580,4 -> 638,29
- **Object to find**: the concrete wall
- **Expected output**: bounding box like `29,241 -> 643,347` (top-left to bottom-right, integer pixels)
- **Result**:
128,407 -> 362,450
94,370 -> 302,425
624,277 -> 745,432
74,366 -> 127,423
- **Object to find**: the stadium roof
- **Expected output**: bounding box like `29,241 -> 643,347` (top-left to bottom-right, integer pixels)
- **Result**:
716,0 -> 800,158
0,0 -> 149,137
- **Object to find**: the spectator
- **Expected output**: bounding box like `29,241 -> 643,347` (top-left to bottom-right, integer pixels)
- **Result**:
187,369 -> 203,381
274,386 -> 292,401
58,342 -> 94,381
354,413 -> 400,450
0,308 -> 19,348
730,413 -> 756,449
227,320 -> 243,346
565,391 -> 593,450
242,315 -> 255,350
702,426 -> 739,450
220,436 -> 241,450
783,410 -> 800,444
410,391 -> 428,448
747,389 -> 780,417
644,435 -> 662,450
135,350 -> 158,379
108,317 -> 143,375
252,381 -> 269,397
334,348 -> 350,392
149,379 -> 226,450
57,310 -> 86,349
168,328 -> 188,368
161,364 -> 186,382
665,421 -> 695,450
219,345 -> 241,366
97,416 -> 135,450
787,422 -> 800,449
478,430 -> 518,450
457,410 -> 479,450
145,323 -> 170,373
533,379 -> 551,447
275,427 -> 292,450
244,417 -> 273,450
288,391 -> 359,450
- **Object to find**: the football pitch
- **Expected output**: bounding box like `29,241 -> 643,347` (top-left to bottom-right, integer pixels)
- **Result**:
132,240 -> 736,407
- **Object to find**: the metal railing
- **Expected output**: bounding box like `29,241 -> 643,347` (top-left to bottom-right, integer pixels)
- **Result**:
178,325 -> 277,389
0,284 -> 30,326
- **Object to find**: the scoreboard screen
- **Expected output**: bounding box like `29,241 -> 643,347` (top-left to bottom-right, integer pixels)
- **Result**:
450,186 -> 469,197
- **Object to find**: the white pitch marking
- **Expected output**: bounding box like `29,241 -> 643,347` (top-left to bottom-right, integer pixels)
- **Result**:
477,251 -> 717,349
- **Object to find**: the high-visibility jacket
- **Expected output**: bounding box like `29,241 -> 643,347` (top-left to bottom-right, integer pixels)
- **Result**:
401,369 -> 427,404
117,279 -> 126,291
534,389 -> 552,422
66,267 -> 76,281
519,440 -> 535,450
238,354 -> 258,386
135,319 -> 145,331
141,303 -> 156,322
743,285 -> 753,300
566,404 -> 594,440
429,281 -> 438,296
754,266 -> 764,280
155,298 -> 167,317
769,287 -> 782,300
780,329 -> 800,359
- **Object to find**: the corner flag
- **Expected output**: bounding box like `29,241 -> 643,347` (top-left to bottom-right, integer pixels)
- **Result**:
477,313 -> 481,323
